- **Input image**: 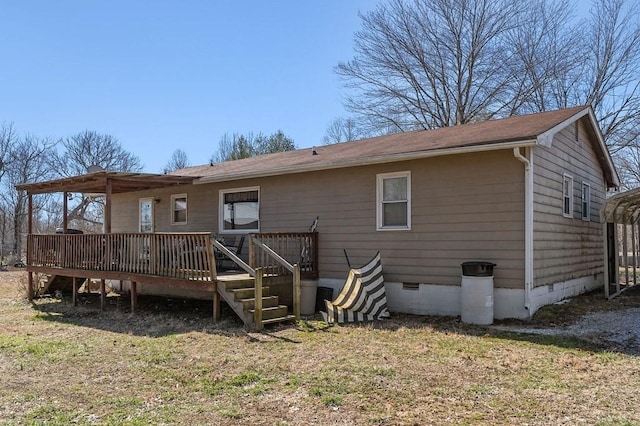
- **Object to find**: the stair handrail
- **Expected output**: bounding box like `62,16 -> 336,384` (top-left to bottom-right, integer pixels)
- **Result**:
251,236 -> 301,321
251,237 -> 295,273
212,238 -> 255,276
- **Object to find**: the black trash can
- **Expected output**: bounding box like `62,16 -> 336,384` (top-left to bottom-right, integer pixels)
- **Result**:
461,261 -> 495,277
315,286 -> 334,313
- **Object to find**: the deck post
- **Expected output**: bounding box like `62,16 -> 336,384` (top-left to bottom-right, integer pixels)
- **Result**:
28,272 -> 34,301
27,195 -> 33,301
100,279 -> 106,311
293,263 -> 301,320
72,277 -> 78,307
131,281 -> 137,314
213,283 -> 220,321
254,268 -> 263,331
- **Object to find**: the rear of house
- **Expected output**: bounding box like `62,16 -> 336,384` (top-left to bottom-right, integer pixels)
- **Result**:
109,106 -> 618,319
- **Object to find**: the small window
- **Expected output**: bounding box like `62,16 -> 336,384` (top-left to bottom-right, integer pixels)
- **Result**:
171,194 -> 187,224
219,187 -> 260,233
581,182 -> 591,221
563,174 -> 573,218
139,198 -> 154,233
377,171 -> 411,230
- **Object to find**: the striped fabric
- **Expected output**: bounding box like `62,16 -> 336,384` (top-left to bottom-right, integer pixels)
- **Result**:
322,252 -> 390,324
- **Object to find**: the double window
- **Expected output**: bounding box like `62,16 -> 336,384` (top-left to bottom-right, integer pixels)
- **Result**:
219,187 -> 260,233
377,171 -> 411,230
171,194 -> 188,225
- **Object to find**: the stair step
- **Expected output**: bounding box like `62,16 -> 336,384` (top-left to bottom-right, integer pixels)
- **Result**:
219,279 -> 256,290
249,305 -> 289,321
261,314 -> 297,325
231,286 -> 269,301
241,296 -> 280,311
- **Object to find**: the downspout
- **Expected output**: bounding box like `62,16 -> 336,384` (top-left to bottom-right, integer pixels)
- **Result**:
513,147 -> 534,315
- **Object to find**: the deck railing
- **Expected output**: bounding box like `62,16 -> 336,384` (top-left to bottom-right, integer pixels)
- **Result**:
27,232 -> 216,281
248,232 -> 318,279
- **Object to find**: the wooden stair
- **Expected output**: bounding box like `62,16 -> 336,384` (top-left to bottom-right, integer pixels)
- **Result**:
216,274 -> 295,330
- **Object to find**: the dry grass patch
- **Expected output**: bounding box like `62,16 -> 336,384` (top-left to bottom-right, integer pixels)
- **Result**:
1,269 -> 639,425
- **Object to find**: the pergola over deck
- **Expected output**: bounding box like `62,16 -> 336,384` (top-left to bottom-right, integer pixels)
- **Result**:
16,171 -> 197,234
601,187 -> 640,298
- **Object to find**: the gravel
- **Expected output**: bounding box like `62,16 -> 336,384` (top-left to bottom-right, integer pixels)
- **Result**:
495,307 -> 640,355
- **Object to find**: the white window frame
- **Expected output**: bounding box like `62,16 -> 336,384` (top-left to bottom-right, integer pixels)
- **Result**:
219,186 -> 260,234
171,193 -> 188,225
562,174 -> 574,218
581,182 -> 591,221
139,197 -> 154,233
376,171 -> 411,231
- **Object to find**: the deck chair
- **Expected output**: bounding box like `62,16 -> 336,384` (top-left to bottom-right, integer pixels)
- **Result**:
216,235 -> 245,271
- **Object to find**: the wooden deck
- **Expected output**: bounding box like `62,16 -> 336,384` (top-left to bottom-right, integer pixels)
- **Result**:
25,232 -> 316,329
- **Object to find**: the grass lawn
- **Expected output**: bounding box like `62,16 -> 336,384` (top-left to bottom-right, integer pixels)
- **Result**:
1,270 -> 639,425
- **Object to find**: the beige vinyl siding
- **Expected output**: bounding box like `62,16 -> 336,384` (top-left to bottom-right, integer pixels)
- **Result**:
532,119 -> 607,287
112,150 -> 525,289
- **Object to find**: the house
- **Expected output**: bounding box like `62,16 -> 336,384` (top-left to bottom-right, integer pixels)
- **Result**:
18,105 -> 619,325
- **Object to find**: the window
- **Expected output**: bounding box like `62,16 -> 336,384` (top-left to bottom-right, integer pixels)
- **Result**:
581,182 -> 591,221
377,171 -> 411,230
171,194 -> 187,224
563,174 -> 573,218
219,187 -> 259,233
139,198 -> 154,233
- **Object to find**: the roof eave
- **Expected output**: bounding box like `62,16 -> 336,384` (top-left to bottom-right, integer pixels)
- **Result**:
195,139 -> 538,184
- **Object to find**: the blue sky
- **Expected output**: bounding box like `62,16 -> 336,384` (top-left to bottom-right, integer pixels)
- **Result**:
0,1 -> 375,173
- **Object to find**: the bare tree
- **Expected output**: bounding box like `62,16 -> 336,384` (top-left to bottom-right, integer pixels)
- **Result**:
2,135 -> 55,256
337,0 -> 524,133
583,0 -> 640,154
338,0 -> 640,159
508,0 -> 583,114
51,130 -> 143,176
163,149 -> 190,174
0,123 -> 17,184
322,117 -> 368,145
48,130 -> 143,229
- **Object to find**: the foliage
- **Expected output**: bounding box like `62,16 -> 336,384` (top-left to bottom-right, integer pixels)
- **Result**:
213,130 -> 296,162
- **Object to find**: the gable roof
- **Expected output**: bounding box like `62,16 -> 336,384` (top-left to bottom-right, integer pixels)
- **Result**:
179,106 -> 618,188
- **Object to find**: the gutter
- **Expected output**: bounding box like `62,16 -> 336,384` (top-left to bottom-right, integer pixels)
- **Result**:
513,147 -> 534,315
195,139 -> 538,184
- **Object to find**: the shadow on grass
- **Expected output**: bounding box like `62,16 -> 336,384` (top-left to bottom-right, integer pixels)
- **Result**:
303,309 -> 640,357
30,292 -> 252,338
28,285 -> 640,356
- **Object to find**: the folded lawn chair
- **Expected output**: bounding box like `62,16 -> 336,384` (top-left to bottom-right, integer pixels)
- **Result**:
322,252 -> 390,324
